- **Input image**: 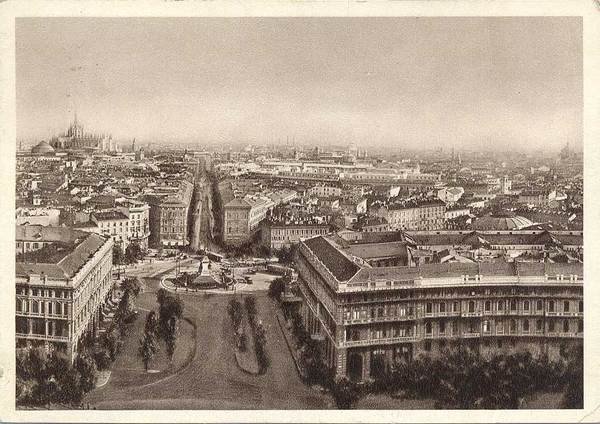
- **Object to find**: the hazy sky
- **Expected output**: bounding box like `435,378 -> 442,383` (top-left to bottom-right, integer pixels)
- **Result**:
16,17 -> 582,150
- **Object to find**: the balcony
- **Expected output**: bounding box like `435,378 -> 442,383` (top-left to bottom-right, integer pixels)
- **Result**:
344,335 -> 418,347
423,311 -> 461,318
462,332 -> 481,338
461,311 -> 483,318
440,332 -> 461,339
16,311 -> 69,320
343,315 -> 417,325
16,332 -> 69,342
546,311 -> 583,317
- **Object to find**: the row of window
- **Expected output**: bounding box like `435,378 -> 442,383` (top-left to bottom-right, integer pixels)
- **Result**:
424,318 -> 583,335
161,226 -> 185,234
425,299 -> 583,314
17,299 -> 68,315
343,299 -> 583,321
17,287 -> 71,298
16,241 -> 47,250
98,221 -> 128,228
271,229 -> 327,240
342,286 -> 582,304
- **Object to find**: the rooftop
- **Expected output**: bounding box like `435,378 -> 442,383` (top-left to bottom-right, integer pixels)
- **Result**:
344,241 -> 408,262
92,211 -> 129,221
16,227 -> 108,279
16,225 -> 87,243
303,236 -> 360,282
301,234 -> 583,288
472,213 -> 533,230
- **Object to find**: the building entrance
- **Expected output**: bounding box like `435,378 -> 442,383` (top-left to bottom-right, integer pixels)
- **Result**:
347,352 -> 363,381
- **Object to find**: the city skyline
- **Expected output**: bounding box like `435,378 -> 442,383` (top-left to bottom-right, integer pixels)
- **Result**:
16,17 -> 582,151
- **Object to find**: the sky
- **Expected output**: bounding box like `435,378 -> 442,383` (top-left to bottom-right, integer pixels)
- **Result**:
16,17 -> 582,150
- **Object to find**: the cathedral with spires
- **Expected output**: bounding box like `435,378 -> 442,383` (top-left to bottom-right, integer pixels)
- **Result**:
49,113 -> 120,152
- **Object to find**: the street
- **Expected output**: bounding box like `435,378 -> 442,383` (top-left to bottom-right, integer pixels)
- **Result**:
86,261 -> 331,409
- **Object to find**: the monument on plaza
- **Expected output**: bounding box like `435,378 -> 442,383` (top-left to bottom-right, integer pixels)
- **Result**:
192,256 -> 219,289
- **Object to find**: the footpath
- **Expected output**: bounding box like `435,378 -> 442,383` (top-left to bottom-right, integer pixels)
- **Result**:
273,302 -> 305,380
234,311 -> 260,375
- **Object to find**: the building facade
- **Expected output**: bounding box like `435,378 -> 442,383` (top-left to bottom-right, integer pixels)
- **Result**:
294,234 -> 583,382
90,210 -> 130,248
261,221 -> 330,250
147,180 -> 194,248
375,199 -> 446,231
117,199 -> 151,249
223,195 -> 274,245
308,185 -> 343,198
16,227 -> 114,363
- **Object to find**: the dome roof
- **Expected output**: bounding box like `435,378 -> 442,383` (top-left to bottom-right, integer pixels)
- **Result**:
473,213 -> 533,230
31,140 -> 55,154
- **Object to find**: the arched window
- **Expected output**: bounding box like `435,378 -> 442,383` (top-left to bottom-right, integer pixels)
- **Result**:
537,300 -> 543,311
563,320 -> 569,333
425,322 -> 432,334
485,300 -> 491,312
439,303 -> 446,313
510,300 -> 517,311
523,300 -> 530,311
577,320 -> 583,333
426,303 -> 433,314
469,301 -> 475,313
564,301 -> 570,312
549,300 -> 555,312
498,301 -> 504,311
523,320 -> 530,332
549,320 -> 555,332
510,319 -> 517,333
579,301 -> 583,313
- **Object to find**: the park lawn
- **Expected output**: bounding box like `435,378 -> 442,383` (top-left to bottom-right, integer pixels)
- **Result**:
94,309 -> 196,391
233,308 -> 260,375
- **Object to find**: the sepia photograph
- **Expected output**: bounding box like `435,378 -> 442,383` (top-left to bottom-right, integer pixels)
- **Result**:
3,2 -> 599,420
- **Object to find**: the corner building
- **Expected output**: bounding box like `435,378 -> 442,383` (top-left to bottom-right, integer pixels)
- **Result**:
16,226 -> 114,363
295,235 -> 583,381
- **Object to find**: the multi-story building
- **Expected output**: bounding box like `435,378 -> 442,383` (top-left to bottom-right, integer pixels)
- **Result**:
16,225 -> 78,256
354,216 -> 390,233
374,199 -> 446,231
15,207 -> 61,227
444,206 -> 471,220
117,199 -> 151,249
146,180 -> 194,248
294,234 -> 583,381
90,210 -> 130,248
403,229 -> 583,258
15,226 -> 113,362
307,185 -> 343,198
223,195 -> 274,245
261,220 -> 330,250
437,186 -> 464,205
517,190 -> 556,207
